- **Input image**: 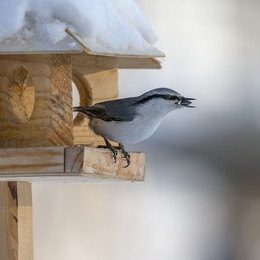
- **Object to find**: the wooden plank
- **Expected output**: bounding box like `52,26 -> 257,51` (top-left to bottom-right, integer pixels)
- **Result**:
0,182 -> 33,260
0,146 -> 145,182
65,146 -> 145,181
117,57 -> 162,69
0,147 -> 64,174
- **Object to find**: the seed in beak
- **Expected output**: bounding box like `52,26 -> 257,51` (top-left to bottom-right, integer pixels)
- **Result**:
181,97 -> 196,108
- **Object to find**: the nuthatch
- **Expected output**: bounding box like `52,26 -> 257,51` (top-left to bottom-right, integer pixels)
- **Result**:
73,88 -> 195,167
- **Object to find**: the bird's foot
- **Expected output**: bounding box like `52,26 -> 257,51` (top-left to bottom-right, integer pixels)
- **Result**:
97,138 -> 130,167
116,143 -> 131,168
97,138 -> 118,163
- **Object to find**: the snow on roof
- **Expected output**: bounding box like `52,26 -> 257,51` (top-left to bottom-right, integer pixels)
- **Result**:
0,0 -> 164,58
66,29 -> 164,58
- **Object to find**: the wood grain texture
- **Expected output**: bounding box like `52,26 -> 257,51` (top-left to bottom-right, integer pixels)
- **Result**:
0,54 -> 73,147
0,147 -> 64,174
49,54 -> 73,146
65,146 -> 145,181
0,182 -> 33,260
0,55 -> 50,147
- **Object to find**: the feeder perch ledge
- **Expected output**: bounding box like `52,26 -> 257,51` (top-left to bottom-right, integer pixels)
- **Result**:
0,146 -> 146,183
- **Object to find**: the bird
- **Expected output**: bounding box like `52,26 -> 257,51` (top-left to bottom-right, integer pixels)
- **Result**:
73,88 -> 195,167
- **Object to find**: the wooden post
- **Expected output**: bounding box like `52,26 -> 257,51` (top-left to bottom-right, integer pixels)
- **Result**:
0,182 -> 33,260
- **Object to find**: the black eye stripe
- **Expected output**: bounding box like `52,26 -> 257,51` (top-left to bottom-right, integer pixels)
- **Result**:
162,95 -> 178,100
137,94 -> 179,104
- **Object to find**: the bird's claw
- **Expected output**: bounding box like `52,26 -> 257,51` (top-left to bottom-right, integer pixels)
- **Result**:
117,143 -> 131,168
97,139 -> 131,167
97,143 -> 118,163
111,148 -> 118,163
123,157 -> 130,168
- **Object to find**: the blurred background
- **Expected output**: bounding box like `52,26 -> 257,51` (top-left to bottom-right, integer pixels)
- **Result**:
33,0 -> 260,259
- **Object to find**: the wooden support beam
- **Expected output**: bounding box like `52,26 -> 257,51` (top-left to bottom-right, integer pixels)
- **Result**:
0,182 -> 33,260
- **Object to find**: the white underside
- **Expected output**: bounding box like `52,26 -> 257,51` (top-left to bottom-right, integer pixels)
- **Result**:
90,100 -> 177,144
90,115 -> 162,144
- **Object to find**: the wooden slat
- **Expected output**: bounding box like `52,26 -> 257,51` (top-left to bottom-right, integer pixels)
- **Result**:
65,146 -> 145,181
0,147 -> 64,174
117,57 -> 162,69
0,182 -> 33,260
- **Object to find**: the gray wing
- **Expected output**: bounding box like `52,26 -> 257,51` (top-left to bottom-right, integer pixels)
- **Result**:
73,97 -> 137,122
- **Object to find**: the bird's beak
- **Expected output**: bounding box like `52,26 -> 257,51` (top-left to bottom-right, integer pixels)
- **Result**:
181,97 -> 196,108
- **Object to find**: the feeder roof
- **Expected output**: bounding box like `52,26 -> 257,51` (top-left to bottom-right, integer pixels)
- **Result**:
0,29 -> 164,69
65,29 -> 164,58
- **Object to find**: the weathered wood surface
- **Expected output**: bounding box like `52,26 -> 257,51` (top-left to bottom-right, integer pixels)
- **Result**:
0,182 -> 33,260
0,147 -> 64,174
0,54 -> 73,148
65,146 -> 145,181
0,146 -> 145,182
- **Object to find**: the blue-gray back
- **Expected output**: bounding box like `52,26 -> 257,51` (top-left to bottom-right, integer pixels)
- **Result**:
74,88 -> 180,122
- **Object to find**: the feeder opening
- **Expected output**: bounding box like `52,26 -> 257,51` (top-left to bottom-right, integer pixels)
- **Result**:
72,71 -> 93,126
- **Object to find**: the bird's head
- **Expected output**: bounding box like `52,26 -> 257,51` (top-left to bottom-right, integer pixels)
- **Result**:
136,88 -> 195,112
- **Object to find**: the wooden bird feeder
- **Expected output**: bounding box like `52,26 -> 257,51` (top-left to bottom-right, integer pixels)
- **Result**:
0,29 -> 164,259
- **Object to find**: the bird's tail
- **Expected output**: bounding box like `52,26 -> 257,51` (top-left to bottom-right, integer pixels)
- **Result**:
73,106 -> 94,117
73,106 -> 88,113
73,106 -> 107,119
